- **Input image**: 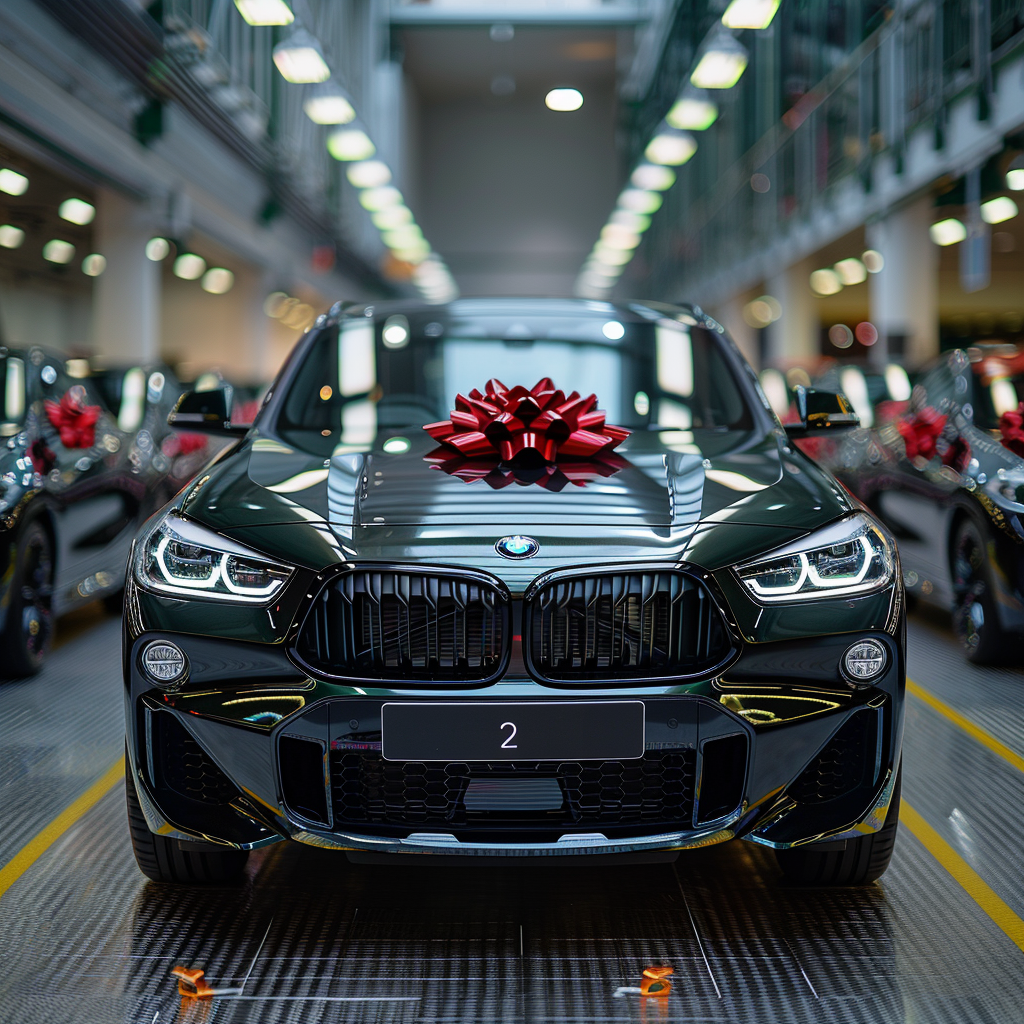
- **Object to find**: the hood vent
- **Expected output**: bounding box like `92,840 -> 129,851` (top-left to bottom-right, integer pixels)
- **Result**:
293,566 -> 511,684
524,566 -> 735,684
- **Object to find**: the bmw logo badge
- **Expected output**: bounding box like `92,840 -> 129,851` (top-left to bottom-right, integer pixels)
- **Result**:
495,535 -> 540,559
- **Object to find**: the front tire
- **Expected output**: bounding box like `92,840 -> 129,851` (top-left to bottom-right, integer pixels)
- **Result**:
126,758 -> 248,884
951,519 -> 1011,665
2,519 -> 55,677
774,765 -> 901,886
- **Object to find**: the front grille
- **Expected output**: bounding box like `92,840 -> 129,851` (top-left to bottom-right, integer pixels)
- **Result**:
152,711 -> 236,806
294,567 -> 510,683
329,750 -> 696,833
524,567 -> 734,683
790,711 -> 878,803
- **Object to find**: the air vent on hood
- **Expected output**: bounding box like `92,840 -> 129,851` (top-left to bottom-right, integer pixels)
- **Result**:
524,565 -> 735,684
293,566 -> 511,684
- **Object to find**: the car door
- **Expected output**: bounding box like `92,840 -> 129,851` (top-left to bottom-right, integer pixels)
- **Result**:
33,355 -> 143,609
871,354 -> 965,607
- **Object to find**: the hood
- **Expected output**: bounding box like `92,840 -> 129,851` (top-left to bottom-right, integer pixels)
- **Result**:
179,425 -> 855,578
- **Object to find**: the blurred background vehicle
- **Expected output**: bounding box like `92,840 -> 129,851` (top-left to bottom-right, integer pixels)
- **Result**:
0,347 -> 197,675
822,344 -> 1024,663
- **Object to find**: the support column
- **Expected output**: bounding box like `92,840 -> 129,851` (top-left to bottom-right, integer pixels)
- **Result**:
765,258 -> 818,366
91,187 -> 160,362
714,293 -> 759,370
866,195 -> 939,368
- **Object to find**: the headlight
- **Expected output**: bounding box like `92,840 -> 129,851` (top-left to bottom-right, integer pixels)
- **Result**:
135,511 -> 292,603
736,512 -> 894,603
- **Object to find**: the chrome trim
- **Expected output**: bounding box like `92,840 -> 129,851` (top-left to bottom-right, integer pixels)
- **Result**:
289,818 -> 741,856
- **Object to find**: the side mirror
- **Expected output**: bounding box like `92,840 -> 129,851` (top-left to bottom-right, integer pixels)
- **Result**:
785,385 -> 859,438
168,384 -> 250,436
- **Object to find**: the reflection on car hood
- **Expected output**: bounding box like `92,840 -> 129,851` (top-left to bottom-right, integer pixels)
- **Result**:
178,425 -> 855,575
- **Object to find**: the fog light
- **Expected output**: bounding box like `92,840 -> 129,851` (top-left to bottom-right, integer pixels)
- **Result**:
841,639 -> 886,686
141,640 -> 187,687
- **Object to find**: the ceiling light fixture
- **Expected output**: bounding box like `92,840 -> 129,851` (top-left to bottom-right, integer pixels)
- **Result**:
809,268 -> 843,295
0,224 -> 25,248
359,186 -> 403,211
82,253 -> 106,276
346,161 -> 392,188
273,29 -> 330,84
58,198 -> 95,225
545,88 -> 583,111
202,268 -> 235,294
43,239 -> 75,264
174,253 -> 207,280
645,131 -> 697,166
981,196 -> 1018,224
691,32 -> 748,89
303,85 -> 355,124
327,128 -> 375,161
721,0 -> 781,30
233,0 -> 293,25
666,90 -> 718,130
0,168 -> 29,196
631,164 -> 676,190
834,257 -> 867,285
929,218 -> 966,245
617,189 -> 663,215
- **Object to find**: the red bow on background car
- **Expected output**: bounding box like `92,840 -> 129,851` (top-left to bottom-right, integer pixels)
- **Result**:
897,407 -> 946,461
44,389 -> 101,449
999,402 -> 1024,458
424,378 -> 629,466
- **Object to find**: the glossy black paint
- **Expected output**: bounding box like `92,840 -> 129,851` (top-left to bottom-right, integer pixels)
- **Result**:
123,299 -> 905,860
820,347 -> 1024,657
0,351 -> 211,662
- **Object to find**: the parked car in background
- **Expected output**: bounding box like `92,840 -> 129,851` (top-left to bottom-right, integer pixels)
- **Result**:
0,349 -> 194,676
824,344 -> 1024,663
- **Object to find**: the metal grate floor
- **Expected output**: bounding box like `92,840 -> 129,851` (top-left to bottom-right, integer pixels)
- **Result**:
2,607 -> 1024,1023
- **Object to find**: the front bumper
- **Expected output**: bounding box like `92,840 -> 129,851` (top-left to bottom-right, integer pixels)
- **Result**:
125,630 -> 904,858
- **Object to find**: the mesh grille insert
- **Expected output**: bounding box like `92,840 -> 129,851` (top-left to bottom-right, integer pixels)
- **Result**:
294,568 -> 510,682
329,750 -> 696,833
152,711 -> 237,806
525,567 -> 734,682
790,711 -> 877,803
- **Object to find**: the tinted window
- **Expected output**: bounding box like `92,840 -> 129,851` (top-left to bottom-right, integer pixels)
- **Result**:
279,312 -> 754,436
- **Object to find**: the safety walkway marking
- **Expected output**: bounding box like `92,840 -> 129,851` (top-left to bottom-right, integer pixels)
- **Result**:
901,799 -> 1024,953
907,678 -> 1024,774
0,756 -> 124,902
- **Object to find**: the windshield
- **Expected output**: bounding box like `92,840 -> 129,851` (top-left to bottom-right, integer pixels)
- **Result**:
278,310 -> 755,439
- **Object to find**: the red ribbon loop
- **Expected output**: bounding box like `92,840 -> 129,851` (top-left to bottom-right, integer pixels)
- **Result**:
44,388 -> 100,450
999,401 -> 1024,458
424,378 -> 629,467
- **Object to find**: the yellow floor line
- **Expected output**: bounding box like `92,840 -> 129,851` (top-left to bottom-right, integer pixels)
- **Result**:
901,799 -> 1024,953
907,678 -> 1024,775
0,757 -> 124,902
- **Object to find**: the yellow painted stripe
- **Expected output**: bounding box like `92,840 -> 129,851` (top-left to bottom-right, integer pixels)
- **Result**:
0,757 -> 124,901
901,799 -> 1024,952
907,678 -> 1024,775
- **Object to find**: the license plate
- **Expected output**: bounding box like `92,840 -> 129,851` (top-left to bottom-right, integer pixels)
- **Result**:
381,701 -> 645,761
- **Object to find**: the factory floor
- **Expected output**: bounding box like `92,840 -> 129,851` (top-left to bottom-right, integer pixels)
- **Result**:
2,604 -> 1023,1023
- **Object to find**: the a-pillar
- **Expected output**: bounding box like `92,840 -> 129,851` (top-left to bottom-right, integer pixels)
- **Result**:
866,196 -> 939,368
714,293 -> 760,370
90,187 -> 160,362
764,258 -> 819,366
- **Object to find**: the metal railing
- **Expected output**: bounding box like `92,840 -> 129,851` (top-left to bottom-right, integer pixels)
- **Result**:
633,0 -> 1024,300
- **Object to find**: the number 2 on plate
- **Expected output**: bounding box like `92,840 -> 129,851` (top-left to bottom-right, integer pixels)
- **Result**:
500,721 -> 518,749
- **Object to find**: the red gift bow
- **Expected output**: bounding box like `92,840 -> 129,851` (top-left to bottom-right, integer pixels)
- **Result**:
44,389 -> 100,449
423,378 -> 629,466
999,402 -> 1024,458
897,407 -> 946,461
